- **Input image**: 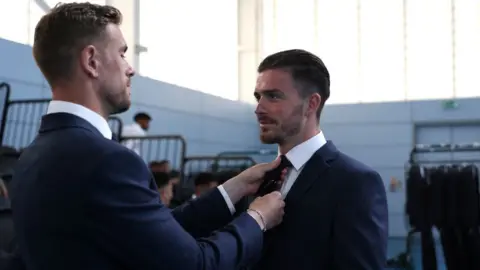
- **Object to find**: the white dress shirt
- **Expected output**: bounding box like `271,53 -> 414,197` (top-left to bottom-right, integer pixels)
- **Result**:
47,100 -> 112,139
280,132 -> 327,198
46,101 -> 236,214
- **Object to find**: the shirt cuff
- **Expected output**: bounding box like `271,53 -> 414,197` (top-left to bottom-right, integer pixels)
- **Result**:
217,185 -> 236,215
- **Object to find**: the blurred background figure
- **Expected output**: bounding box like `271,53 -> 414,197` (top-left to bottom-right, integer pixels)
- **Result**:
121,112 -> 152,154
192,172 -> 218,199
153,172 -> 174,207
169,170 -> 180,186
149,160 -> 170,173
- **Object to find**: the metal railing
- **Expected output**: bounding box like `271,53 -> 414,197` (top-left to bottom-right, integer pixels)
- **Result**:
0,98 -> 124,149
216,149 -> 277,163
120,135 -> 187,173
0,83 -> 11,145
182,155 -> 255,186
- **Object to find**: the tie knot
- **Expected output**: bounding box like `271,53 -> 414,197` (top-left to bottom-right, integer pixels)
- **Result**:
279,155 -> 292,170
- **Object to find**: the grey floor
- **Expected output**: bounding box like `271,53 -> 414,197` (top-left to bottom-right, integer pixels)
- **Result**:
388,237 -> 446,270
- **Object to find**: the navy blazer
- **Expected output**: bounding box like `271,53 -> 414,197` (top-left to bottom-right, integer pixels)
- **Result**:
253,141 -> 389,270
11,113 -> 263,270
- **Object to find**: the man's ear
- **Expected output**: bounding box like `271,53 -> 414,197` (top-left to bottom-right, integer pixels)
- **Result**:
307,93 -> 321,117
80,45 -> 100,78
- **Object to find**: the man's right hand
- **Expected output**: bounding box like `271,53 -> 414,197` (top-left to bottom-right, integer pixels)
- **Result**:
248,191 -> 285,231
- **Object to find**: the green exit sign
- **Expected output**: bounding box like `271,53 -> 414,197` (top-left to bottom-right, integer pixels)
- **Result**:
442,100 -> 458,110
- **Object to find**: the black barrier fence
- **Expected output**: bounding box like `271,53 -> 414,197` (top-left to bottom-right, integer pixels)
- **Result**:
120,135 -> 187,172
0,98 -> 124,149
0,83 -> 11,146
182,156 -> 256,187
2,99 -> 50,149
107,116 -> 123,141
217,149 -> 277,163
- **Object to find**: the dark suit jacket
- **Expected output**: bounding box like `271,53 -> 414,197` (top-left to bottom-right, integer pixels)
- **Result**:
254,141 -> 388,270
11,113 -> 263,270
0,247 -> 24,270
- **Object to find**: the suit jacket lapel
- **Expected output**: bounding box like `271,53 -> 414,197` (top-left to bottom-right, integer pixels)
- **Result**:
285,141 -> 339,204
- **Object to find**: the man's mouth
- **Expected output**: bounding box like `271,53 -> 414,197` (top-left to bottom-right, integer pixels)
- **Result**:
258,117 -> 276,127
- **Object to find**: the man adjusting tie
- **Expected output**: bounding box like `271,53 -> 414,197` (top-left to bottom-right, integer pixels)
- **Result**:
10,3 -> 286,270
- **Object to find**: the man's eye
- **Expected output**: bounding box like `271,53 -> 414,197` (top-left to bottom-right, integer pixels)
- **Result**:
268,93 -> 281,99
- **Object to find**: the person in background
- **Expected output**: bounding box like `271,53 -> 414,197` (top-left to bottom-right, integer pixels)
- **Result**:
170,170 -> 192,208
169,170 -> 180,186
121,112 -> 151,155
149,160 -> 170,173
192,172 -> 218,199
252,49 -> 388,270
153,172 -> 174,207
216,170 -> 242,186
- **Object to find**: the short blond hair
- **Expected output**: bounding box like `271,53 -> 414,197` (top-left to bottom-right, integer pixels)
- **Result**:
33,2 -> 122,85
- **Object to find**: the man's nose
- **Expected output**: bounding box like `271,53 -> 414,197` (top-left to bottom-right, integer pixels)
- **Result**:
127,63 -> 136,77
255,100 -> 266,114
128,68 -> 136,77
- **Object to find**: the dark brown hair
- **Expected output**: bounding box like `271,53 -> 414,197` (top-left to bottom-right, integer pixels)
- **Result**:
33,2 -> 123,85
258,49 -> 330,119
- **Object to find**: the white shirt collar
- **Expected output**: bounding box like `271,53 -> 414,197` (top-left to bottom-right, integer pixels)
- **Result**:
281,132 -> 327,171
46,100 -> 113,140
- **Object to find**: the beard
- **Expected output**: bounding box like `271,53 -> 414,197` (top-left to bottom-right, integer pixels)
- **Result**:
103,87 -> 131,115
259,104 -> 304,144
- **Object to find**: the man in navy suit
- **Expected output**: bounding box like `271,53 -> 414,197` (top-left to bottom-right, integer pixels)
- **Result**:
11,3 -> 286,270
252,49 -> 389,270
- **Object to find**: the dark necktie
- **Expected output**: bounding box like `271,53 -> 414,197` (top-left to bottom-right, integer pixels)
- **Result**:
256,155 -> 292,196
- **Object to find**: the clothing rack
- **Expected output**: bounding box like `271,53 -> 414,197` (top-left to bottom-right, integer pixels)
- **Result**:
403,142 -> 480,270
409,142 -> 480,165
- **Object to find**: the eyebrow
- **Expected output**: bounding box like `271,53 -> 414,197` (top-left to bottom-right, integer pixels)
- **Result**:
254,89 -> 282,95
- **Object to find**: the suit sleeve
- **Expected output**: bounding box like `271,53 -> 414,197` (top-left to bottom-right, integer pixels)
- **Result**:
0,247 -> 25,270
171,188 -> 235,238
87,149 -> 263,270
332,170 -> 388,270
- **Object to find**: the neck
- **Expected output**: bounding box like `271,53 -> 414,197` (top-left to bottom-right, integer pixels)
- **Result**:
278,125 -> 320,154
52,84 -> 107,119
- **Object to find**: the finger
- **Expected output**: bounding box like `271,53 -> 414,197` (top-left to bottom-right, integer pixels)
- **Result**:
266,157 -> 281,169
269,191 -> 282,198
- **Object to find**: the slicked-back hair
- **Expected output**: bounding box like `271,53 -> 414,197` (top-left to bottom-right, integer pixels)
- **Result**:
258,49 -> 330,119
33,2 -> 123,86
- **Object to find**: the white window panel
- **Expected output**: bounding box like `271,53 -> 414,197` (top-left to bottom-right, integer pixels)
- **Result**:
453,0 -> 480,98
405,0 -> 453,100
358,0 -> 406,103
